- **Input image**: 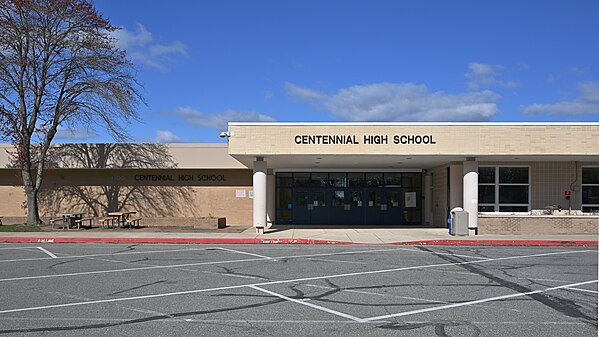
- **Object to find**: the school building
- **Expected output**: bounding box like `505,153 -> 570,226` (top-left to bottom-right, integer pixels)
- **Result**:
1,122 -> 598,234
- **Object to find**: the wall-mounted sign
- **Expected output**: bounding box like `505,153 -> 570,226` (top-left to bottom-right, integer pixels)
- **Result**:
294,134 -> 437,145
405,192 -> 417,208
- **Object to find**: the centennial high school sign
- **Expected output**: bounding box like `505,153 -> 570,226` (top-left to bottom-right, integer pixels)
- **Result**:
294,134 -> 437,145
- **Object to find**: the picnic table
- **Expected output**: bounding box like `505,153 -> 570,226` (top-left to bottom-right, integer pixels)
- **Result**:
105,211 -> 140,228
51,212 -> 92,230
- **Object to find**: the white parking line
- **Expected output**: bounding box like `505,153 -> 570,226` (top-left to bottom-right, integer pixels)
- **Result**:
36,247 -> 57,258
567,287 -> 598,294
362,280 -> 599,322
249,285 -> 367,322
0,249 -> 592,315
0,248 -> 406,282
0,257 -> 268,283
307,258 -> 369,265
0,247 -> 214,263
215,247 -> 275,260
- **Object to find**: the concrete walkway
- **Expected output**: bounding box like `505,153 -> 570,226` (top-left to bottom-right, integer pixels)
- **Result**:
0,226 -> 597,246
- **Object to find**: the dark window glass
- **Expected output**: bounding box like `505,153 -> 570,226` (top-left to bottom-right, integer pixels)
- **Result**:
277,210 -> 292,221
403,210 -> 421,223
368,191 -> 380,206
294,173 -> 310,187
582,206 -> 599,213
499,167 -> 528,184
499,186 -> 528,204
295,191 -> 308,206
277,189 -> 292,209
478,167 -> 495,183
388,191 -> 400,207
479,205 -> 495,212
402,173 -> 421,187
499,206 -> 528,212
310,173 -> 328,187
350,191 -> 362,207
276,173 -> 292,187
582,186 -> 599,204
478,185 -> 495,203
315,191 -> 327,207
333,190 -> 345,206
366,173 -> 383,187
329,173 -> 347,187
384,173 -> 402,187
582,168 -> 599,184
348,173 -> 365,187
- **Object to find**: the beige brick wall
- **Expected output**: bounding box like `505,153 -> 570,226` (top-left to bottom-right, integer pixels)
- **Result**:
229,124 -> 599,156
0,169 -> 254,226
479,216 -> 599,234
430,165 -> 449,227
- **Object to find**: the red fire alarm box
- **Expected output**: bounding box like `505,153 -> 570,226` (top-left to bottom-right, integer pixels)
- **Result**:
564,191 -> 572,196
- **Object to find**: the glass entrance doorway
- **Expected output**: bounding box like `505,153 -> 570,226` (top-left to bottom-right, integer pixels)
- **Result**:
275,172 -> 422,226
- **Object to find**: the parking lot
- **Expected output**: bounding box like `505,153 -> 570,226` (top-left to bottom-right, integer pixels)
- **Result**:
0,243 -> 596,336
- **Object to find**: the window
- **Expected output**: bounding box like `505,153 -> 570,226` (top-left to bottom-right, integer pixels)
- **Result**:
479,166 -> 530,212
582,167 -> 599,213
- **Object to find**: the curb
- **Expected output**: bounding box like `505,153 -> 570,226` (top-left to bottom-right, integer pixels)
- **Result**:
0,237 -> 355,245
392,240 -> 598,247
0,237 -> 597,246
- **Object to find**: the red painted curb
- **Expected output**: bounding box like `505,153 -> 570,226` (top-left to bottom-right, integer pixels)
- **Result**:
0,237 -> 596,246
0,237 -> 355,245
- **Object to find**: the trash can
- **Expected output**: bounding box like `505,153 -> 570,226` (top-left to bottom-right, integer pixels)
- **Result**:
451,210 -> 469,236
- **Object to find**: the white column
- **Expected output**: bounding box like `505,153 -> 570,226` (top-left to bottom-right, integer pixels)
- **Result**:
449,162 -> 463,210
253,158 -> 267,234
463,158 -> 478,229
267,169 -> 275,227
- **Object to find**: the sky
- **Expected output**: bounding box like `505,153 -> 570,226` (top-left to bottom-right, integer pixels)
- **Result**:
59,0 -> 599,143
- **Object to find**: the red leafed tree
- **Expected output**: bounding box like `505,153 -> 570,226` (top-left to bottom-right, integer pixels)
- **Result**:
0,0 -> 143,225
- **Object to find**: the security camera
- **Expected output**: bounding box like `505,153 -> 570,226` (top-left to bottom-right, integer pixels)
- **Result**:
219,131 -> 228,138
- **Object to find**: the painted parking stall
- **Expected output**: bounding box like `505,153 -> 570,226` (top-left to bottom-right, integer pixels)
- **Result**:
0,244 -> 596,336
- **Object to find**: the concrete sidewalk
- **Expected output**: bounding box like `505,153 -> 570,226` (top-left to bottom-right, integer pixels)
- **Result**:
0,226 -> 597,246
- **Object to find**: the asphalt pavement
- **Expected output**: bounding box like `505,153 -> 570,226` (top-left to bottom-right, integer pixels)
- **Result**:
0,244 -> 596,336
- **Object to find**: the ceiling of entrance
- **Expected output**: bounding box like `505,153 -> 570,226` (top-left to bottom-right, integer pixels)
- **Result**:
230,154 -> 599,170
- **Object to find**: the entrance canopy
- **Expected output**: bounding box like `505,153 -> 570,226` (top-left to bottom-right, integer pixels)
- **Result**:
227,122 -> 599,169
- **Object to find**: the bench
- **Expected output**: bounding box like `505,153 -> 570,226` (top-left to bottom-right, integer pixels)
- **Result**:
99,217 -> 117,229
124,216 -> 142,228
50,218 -> 68,230
75,217 -> 93,229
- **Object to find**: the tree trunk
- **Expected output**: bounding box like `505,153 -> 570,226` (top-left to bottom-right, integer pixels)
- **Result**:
22,169 -> 42,225
25,187 -> 41,225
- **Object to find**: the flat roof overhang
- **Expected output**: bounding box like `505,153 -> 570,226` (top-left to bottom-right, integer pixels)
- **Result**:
227,122 -> 599,169
229,154 -> 599,170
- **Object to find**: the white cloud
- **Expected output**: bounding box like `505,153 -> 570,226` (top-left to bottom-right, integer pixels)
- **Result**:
466,62 -> 518,90
110,23 -> 188,70
171,107 -> 276,130
521,81 -> 599,115
285,82 -> 328,102
156,130 -> 184,143
55,127 -> 99,140
285,82 -> 500,122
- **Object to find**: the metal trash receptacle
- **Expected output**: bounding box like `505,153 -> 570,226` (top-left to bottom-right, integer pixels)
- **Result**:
451,211 -> 469,236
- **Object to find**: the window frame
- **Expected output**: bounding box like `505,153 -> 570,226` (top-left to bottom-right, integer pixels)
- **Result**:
582,166 -> 599,214
478,166 -> 531,213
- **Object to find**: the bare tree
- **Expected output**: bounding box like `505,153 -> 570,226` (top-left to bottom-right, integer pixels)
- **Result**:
39,144 -> 197,219
0,0 -> 143,224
